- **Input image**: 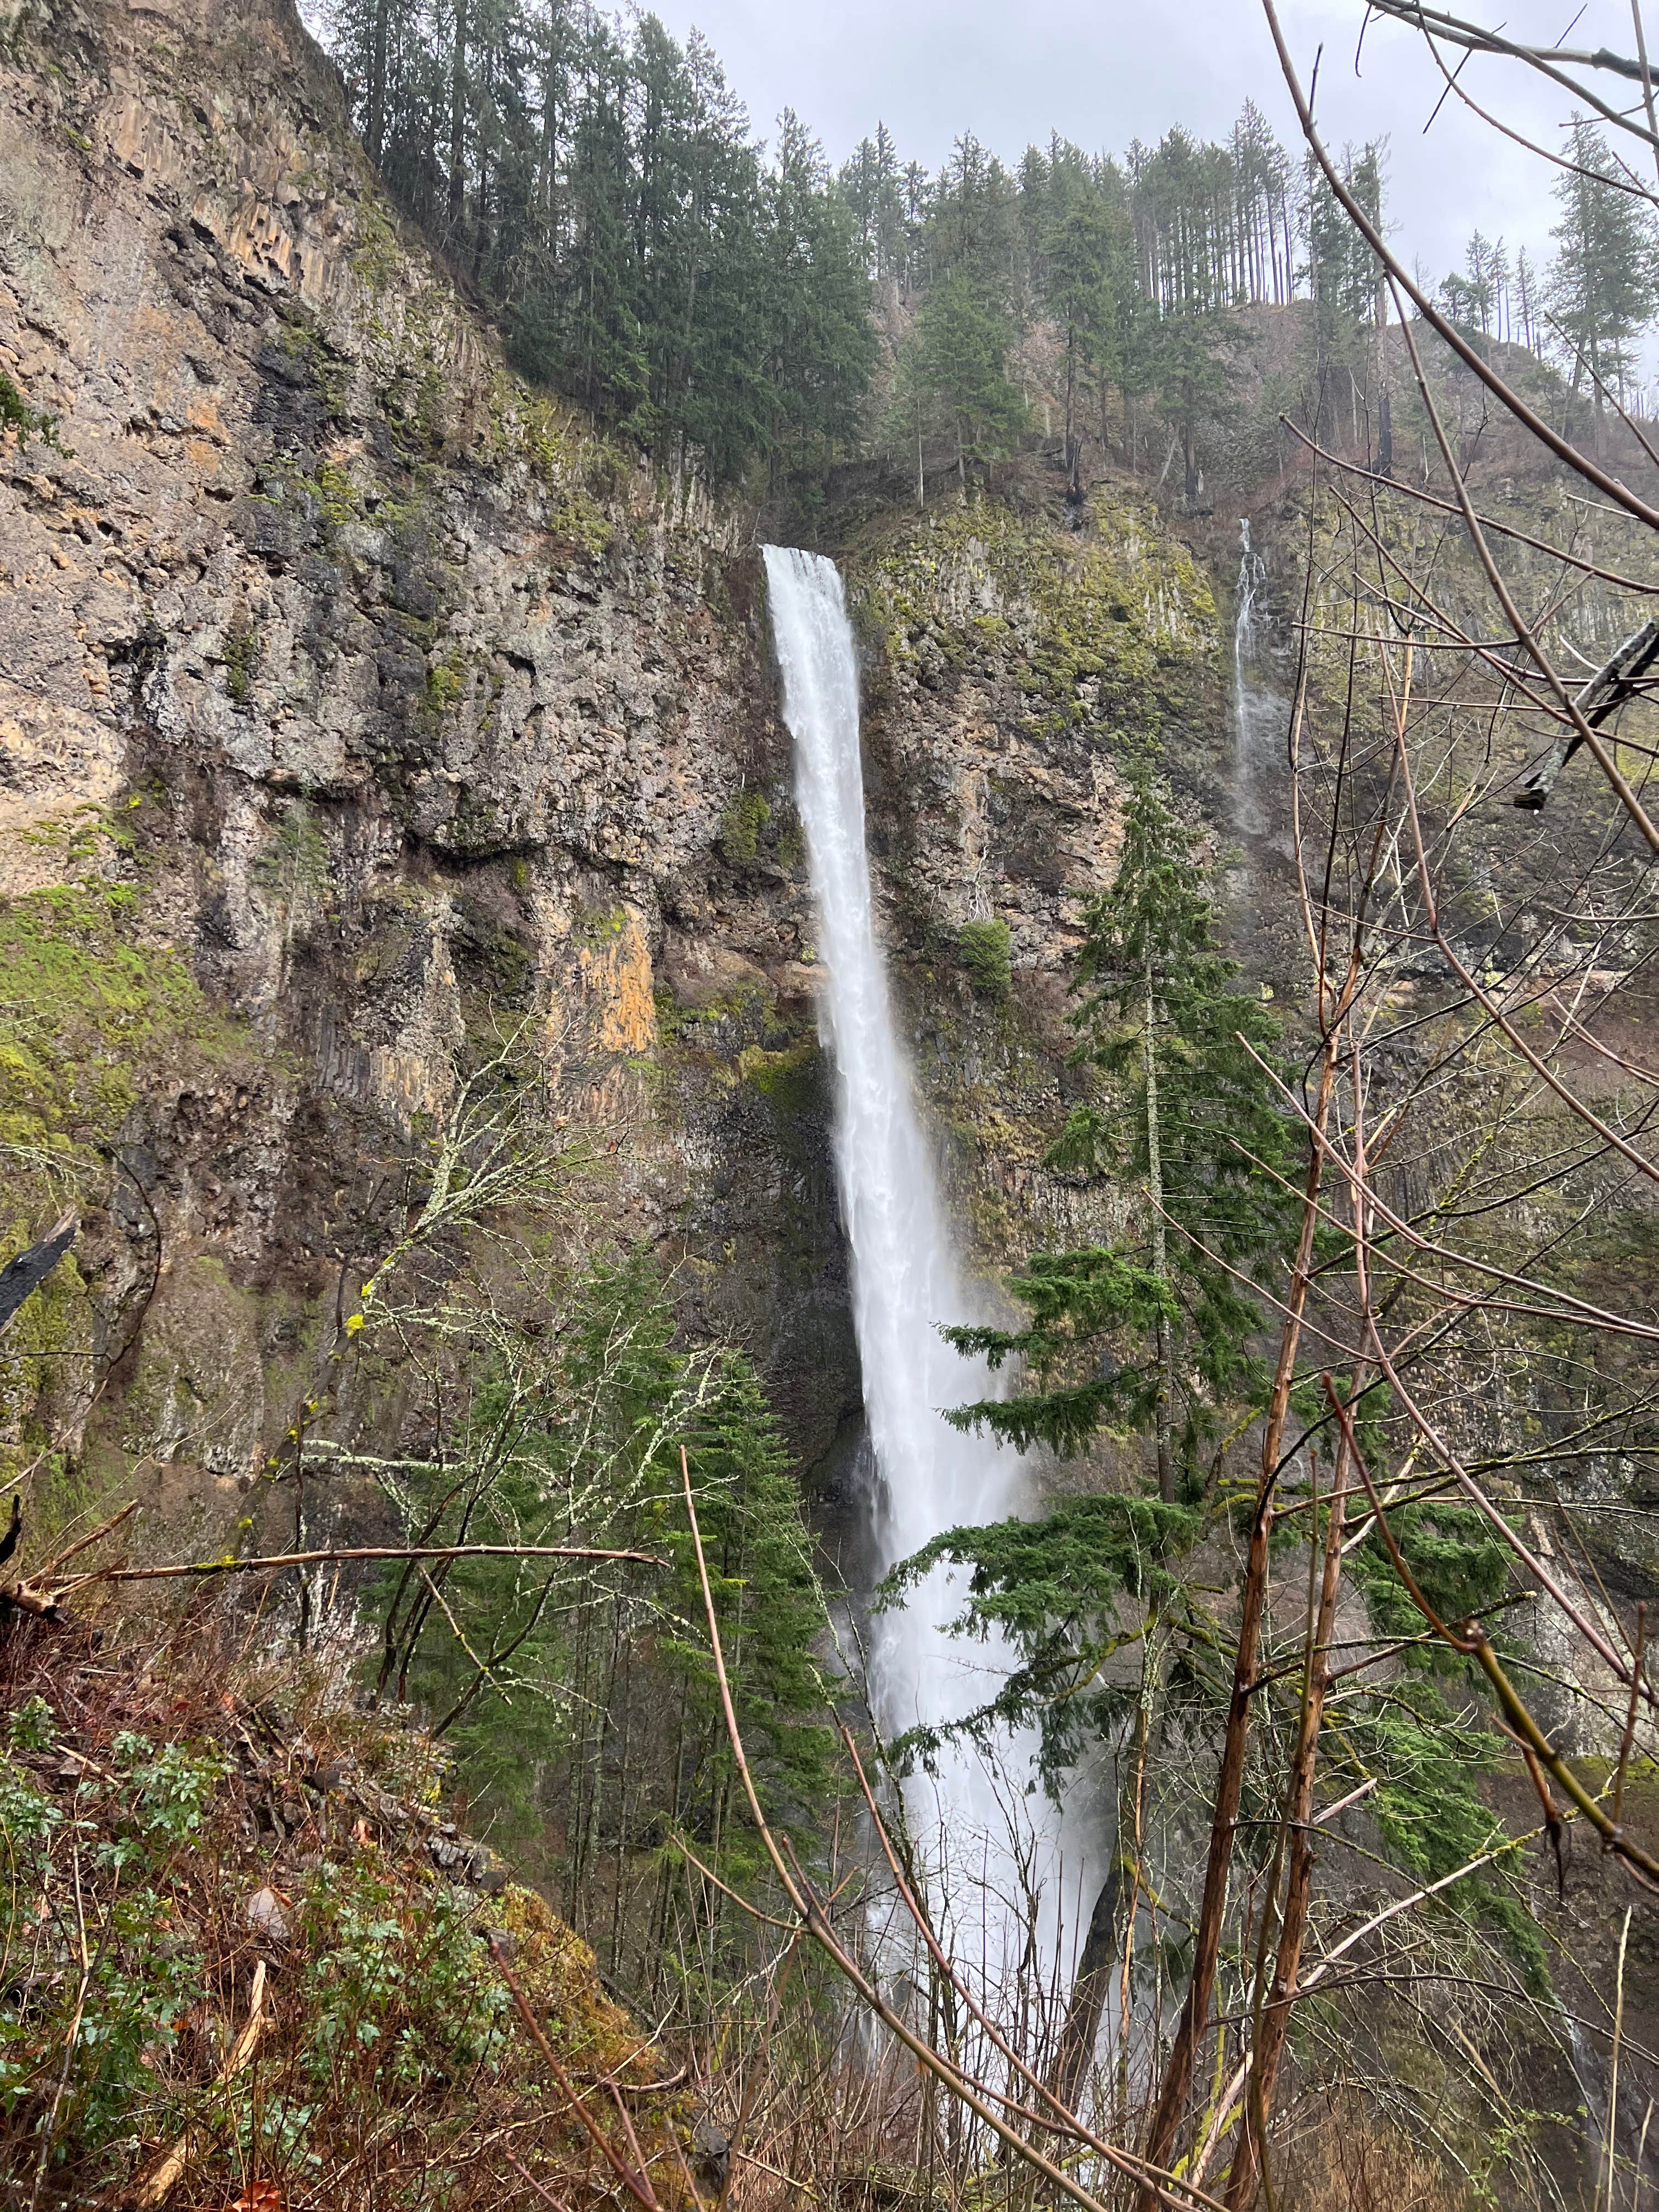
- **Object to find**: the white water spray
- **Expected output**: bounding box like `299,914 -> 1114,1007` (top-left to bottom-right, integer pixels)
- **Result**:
1232,517 -> 1278,839
763,544 -> 1083,1995
1233,517 -> 1266,696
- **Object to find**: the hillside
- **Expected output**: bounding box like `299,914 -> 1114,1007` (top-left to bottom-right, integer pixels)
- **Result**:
4,0 -> 1659,2207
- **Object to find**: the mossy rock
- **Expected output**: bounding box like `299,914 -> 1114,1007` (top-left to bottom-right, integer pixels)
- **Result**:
849,488 -> 1218,748
490,1886 -> 645,2076
0,878 -> 244,1161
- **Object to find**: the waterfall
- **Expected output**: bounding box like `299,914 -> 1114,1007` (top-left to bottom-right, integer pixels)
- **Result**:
763,544 -> 1082,2002
1232,517 -> 1277,839
1233,516 -> 1266,707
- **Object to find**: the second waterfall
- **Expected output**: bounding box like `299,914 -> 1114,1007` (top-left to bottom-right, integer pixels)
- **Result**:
763,544 -> 1069,1979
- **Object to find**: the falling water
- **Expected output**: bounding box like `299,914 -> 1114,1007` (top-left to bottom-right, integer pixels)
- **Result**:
1233,517 -> 1266,702
763,544 -> 1082,2002
1232,517 -> 1278,839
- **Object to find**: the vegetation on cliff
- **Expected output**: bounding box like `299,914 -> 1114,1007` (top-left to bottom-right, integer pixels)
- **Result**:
8,0 -> 1659,2206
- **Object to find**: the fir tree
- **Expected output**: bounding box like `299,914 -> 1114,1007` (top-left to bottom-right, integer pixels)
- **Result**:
1548,115 -> 1658,438
1153,307 -> 1243,509
890,268 -> 1026,491
945,777 -> 1295,1499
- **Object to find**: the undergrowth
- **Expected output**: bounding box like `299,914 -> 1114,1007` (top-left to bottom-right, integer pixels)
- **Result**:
0,1604 -> 686,2211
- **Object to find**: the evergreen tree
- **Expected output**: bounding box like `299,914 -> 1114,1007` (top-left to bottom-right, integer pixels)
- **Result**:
325,1 -> 874,486
373,1247 -> 831,1860
1548,115 -> 1658,437
1515,245 -> 1541,353
889,268 -> 1026,490
660,1352 -> 836,1842
1029,140 -> 1124,483
945,777 -> 1294,1499
765,114 -> 878,487
1154,307 -> 1243,509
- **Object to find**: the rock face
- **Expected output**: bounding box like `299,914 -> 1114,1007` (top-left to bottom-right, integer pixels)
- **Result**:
0,0 -> 1220,1511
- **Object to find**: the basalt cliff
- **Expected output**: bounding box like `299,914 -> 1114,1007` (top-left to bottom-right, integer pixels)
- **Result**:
0,0 -> 1224,1538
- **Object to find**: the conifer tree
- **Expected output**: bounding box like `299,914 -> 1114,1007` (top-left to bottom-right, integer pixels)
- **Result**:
889,269 -> 1026,490
1548,115 -> 1658,438
945,777 -> 1294,1499
1154,307 -> 1244,507
1030,141 -> 1122,482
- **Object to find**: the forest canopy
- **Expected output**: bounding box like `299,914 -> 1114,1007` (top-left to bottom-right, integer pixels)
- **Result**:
319,0 -> 1659,493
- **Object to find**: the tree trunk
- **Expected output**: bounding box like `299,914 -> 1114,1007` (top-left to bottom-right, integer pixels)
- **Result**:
367,0 -> 389,166
1053,1711 -> 1150,2114
1133,1037 -> 1341,2210
1052,1863 -> 1122,2112
1376,273 -> 1394,479
1064,325 -> 1076,476
447,0 -> 467,236
1143,949 -> 1173,1502
1223,1429 -> 1350,2207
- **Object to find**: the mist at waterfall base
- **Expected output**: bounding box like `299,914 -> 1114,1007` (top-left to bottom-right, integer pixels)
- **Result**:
762,543 -> 1100,2029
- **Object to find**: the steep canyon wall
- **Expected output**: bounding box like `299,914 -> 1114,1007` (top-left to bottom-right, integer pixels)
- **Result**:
0,0 -> 1223,1533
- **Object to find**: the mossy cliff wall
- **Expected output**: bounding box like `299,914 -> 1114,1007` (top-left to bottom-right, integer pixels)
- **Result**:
0,0 -> 1224,1517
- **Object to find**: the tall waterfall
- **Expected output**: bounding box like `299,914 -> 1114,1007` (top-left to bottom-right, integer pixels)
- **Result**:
763,544 -> 1075,1985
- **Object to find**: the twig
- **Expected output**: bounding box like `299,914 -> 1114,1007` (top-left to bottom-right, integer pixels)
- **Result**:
489,1934 -> 662,2212
1612,1602 -> 1648,1849
60,1541 -> 665,1593
678,1448 -> 1220,2212
134,1957 -> 268,2205
1607,1906 -> 1634,2210
500,2145 -> 572,2211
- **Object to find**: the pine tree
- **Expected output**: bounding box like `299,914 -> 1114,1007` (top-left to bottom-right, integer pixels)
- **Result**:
1515,246 -> 1540,353
766,114 -> 878,486
660,1352 -> 836,1844
945,777 -> 1295,1500
1030,141 -> 1123,484
1154,307 -> 1243,509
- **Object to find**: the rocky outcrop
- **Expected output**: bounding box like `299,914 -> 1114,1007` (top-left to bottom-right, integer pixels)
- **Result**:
0,0 -> 1221,1511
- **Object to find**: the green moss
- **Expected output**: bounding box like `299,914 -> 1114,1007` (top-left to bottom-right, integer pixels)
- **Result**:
349,199 -> 403,292
573,903 -> 628,944
312,458 -> 360,527
424,646 -> 467,719
488,373 -> 615,560
738,1037 -> 817,1100
0,1249 -> 92,1483
0,882 -> 238,1158
222,607 -> 262,704
720,787 -> 770,865
850,490 -> 1217,747
957,918 -> 1013,998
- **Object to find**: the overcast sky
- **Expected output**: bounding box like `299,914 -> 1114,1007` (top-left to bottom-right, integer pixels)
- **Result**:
645,0 -> 1635,294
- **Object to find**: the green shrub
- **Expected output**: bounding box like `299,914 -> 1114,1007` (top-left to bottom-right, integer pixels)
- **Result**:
719,787 -> 770,865
957,918 -> 1012,998
0,369 -> 63,450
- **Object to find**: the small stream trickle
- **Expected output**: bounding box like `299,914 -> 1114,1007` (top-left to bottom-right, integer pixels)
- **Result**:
1232,516 -> 1280,841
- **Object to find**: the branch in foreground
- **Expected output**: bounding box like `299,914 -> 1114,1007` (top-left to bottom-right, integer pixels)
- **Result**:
676,1447 -> 1225,2212
0,1533 -> 667,1620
